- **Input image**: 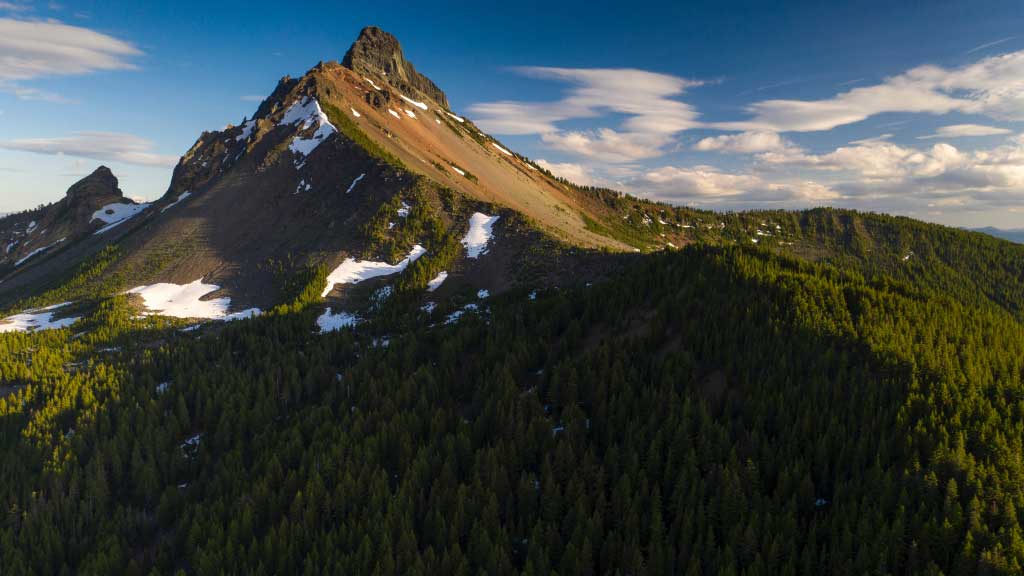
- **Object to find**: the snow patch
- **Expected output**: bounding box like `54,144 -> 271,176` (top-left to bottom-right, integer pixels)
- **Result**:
160,191 -> 192,213
26,220 -> 37,233
477,289 -> 489,299
461,212 -> 499,258
388,109 -> 402,119
397,201 -> 411,218
282,98 -> 337,161
449,164 -> 466,176
426,271 -> 448,292
127,279 -> 261,320
492,143 -> 513,156
404,109 -> 417,119
350,107 -> 361,118
445,111 -> 465,123
92,202 -> 150,234
364,76 -> 382,91
320,244 -> 427,298
316,308 -> 359,333
15,238 -> 65,266
346,173 -> 365,194
0,303 -> 79,333
400,94 -> 428,110
235,119 -> 256,142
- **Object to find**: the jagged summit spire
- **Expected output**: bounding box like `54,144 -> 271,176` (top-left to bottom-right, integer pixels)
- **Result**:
342,26 -> 449,108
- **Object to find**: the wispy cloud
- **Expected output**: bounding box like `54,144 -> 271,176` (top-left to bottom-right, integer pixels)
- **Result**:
0,18 -> 142,81
0,2 -> 32,12
240,94 -> 264,102
694,131 -> 798,154
0,17 -> 141,102
634,165 -> 838,206
0,132 -> 178,167
535,159 -> 599,186
714,50 -> 1024,132
966,36 -> 1017,55
471,67 -> 703,162
917,124 -> 1012,139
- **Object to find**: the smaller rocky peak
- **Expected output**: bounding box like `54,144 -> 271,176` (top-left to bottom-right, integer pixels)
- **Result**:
66,166 -> 123,202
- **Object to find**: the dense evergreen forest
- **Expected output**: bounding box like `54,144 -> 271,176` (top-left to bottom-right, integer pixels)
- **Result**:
2,210 -> 1024,575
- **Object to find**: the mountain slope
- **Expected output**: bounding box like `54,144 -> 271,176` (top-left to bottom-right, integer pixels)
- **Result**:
0,28 -> 641,319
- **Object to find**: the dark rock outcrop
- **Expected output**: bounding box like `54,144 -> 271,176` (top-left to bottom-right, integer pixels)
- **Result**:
342,26 -> 449,108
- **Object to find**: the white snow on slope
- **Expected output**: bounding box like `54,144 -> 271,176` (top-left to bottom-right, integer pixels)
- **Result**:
445,112 -> 465,123
492,143 -> 513,156
161,191 -> 192,213
235,119 -> 256,142
346,173 -> 365,194
92,202 -> 150,234
388,109 -> 401,119
282,98 -> 337,160
426,271 -> 448,292
320,244 -> 427,297
350,107 -> 361,118
127,279 -> 261,320
15,238 -> 65,266
316,308 -> 359,333
400,95 -> 428,110
449,165 -> 466,176
397,201 -> 411,217
477,289 -> 489,299
404,109 -> 417,119
364,76 -> 382,91
0,303 -> 79,333
461,213 -> 499,258
26,220 -> 37,233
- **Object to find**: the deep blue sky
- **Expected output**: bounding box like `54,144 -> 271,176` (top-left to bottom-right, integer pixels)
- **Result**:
2,1 -> 1023,227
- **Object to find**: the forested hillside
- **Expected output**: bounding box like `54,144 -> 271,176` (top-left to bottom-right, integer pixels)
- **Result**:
3,233 -> 1024,575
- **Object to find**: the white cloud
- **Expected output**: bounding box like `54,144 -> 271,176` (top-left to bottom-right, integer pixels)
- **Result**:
0,18 -> 142,102
0,2 -> 32,11
541,129 -> 671,163
635,165 -> 839,205
694,131 -> 796,154
917,123 -> 1013,139
535,159 -> 598,186
0,132 -> 178,167
716,50 -> 1024,132
756,137 -> 1024,211
471,67 -> 702,162
0,18 -> 142,81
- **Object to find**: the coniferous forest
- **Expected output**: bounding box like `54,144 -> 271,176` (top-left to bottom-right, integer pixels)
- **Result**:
3,216 -> 1024,574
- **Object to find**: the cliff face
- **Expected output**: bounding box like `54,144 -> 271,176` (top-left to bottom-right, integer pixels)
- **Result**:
342,26 -> 449,108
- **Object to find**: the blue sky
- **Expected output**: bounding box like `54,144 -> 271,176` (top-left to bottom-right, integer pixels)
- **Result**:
2,1 -> 1023,228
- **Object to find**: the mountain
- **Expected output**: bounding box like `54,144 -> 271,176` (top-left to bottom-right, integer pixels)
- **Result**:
973,226 -> 1024,244
0,166 -> 145,274
3,27 -> 1024,575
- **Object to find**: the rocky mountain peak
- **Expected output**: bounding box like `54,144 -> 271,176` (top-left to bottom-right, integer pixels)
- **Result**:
66,166 -> 123,202
342,26 -> 449,108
